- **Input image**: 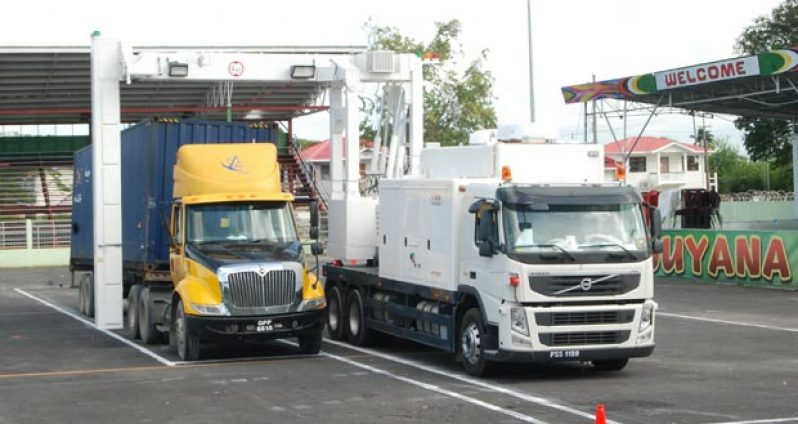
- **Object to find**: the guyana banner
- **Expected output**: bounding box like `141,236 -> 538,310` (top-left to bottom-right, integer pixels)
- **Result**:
654,229 -> 797,288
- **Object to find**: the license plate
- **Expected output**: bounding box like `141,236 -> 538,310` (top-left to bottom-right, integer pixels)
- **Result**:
255,320 -> 284,332
548,350 -> 580,360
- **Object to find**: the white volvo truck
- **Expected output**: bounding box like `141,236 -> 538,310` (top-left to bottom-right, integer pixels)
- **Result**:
324,132 -> 662,376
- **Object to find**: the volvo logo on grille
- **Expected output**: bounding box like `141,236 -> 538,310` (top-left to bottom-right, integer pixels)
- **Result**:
553,274 -> 620,296
256,267 -> 268,277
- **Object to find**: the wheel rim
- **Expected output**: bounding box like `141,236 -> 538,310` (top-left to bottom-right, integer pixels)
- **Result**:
348,298 -> 360,337
461,322 -> 481,365
328,292 -> 339,332
176,302 -> 187,358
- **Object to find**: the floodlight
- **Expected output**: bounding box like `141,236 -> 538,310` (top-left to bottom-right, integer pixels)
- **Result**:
290,65 -> 316,80
168,62 -> 189,77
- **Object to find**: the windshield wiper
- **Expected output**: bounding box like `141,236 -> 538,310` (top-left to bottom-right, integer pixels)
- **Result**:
527,244 -> 576,261
578,242 -> 636,259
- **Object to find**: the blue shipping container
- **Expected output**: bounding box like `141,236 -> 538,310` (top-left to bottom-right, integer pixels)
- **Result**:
70,118 -> 278,272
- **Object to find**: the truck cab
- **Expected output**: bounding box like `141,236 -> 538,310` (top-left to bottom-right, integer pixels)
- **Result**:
464,183 -> 659,374
137,143 -> 326,360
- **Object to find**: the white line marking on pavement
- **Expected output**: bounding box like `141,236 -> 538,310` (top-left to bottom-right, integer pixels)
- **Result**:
658,312 -> 798,333
706,417 -> 798,424
14,288 -> 176,367
275,340 -> 550,424
323,339 -> 610,424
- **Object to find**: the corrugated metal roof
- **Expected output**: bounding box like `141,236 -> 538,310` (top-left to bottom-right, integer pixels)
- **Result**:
0,45 -> 366,124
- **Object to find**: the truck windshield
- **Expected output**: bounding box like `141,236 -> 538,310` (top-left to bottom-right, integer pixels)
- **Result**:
186,202 -> 298,245
503,203 -> 649,263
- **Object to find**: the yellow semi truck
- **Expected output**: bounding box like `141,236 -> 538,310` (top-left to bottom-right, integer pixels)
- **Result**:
72,126 -> 326,361
158,143 -> 326,360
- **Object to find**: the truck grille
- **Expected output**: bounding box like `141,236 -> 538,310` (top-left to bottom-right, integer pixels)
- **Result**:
529,274 -> 640,297
539,331 -> 630,346
227,270 -> 296,308
535,310 -> 635,326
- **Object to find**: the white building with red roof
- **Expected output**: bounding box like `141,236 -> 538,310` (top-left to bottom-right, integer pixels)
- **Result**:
604,136 -> 713,192
299,138 -> 374,198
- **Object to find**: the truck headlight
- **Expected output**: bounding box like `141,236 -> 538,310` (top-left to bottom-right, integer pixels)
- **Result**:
510,307 -> 529,336
191,303 -> 229,316
639,300 -> 656,332
298,296 -> 327,312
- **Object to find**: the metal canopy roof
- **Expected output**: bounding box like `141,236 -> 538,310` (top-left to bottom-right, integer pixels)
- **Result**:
561,48 -> 798,120
0,45 -> 366,124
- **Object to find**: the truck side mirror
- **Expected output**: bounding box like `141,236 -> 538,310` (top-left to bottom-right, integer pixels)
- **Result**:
309,202 -> 320,240
478,240 -> 494,258
652,239 -> 664,254
310,202 -> 319,229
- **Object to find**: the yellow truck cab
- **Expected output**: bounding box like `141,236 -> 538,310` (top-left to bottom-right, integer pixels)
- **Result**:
162,143 -> 325,360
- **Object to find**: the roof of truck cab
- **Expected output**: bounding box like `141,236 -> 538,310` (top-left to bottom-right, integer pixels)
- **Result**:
183,192 -> 294,205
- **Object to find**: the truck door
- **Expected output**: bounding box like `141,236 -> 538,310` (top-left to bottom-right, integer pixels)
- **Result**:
169,204 -> 188,284
463,203 -> 508,321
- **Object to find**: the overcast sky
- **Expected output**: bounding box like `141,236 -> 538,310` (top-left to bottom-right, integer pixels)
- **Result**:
0,0 -> 785,151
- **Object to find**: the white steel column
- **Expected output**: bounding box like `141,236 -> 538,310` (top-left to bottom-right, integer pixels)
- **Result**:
90,34 -> 123,329
408,61 -> 424,176
344,69 -> 361,195
329,84 -> 345,199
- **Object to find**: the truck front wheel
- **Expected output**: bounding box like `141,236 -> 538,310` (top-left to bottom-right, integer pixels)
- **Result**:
326,285 -> 346,340
346,289 -> 374,346
459,308 -> 494,377
298,332 -> 323,354
174,298 -> 201,361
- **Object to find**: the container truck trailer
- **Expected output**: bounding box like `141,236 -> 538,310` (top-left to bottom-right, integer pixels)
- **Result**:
71,119 -> 326,360
324,135 -> 662,376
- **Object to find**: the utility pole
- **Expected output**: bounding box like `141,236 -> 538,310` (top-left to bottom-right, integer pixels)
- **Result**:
702,114 -> 710,190
591,74 -> 598,144
527,0 -> 535,123
583,102 -> 588,143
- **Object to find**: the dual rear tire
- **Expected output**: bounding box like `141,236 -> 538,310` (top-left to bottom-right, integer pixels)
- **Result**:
78,273 -> 94,318
325,285 -> 373,346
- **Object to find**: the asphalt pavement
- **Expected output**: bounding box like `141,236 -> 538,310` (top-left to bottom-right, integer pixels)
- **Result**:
1,267 -> 797,424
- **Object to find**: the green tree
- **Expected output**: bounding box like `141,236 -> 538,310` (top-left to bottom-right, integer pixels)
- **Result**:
709,138 -> 793,193
364,20 -> 497,146
734,0 -> 798,166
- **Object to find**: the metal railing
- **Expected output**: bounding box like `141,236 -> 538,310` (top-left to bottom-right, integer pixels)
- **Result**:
0,221 -> 27,250
288,137 -> 328,209
0,218 -> 70,250
721,191 -> 795,202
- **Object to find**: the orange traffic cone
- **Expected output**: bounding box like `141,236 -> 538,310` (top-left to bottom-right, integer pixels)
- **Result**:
595,403 -> 606,424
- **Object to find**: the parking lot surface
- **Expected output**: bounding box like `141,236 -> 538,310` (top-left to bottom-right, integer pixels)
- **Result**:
1,267 -> 797,424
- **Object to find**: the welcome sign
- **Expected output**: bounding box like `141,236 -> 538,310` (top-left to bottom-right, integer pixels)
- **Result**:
654,57 -> 760,90
654,229 -> 797,287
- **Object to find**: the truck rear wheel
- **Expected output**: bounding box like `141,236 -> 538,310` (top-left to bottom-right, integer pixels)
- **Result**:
126,285 -> 143,339
138,287 -> 159,345
326,285 -> 346,340
459,308 -> 493,377
592,358 -> 629,371
346,289 -> 374,346
79,273 -> 95,318
174,298 -> 201,361
298,332 -> 323,354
